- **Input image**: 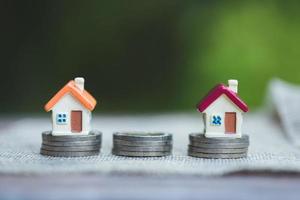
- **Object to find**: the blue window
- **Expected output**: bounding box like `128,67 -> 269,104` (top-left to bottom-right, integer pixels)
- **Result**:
56,113 -> 67,125
211,115 -> 222,126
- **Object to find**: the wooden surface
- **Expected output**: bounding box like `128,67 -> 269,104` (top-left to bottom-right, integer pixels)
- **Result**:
1,173 -> 300,200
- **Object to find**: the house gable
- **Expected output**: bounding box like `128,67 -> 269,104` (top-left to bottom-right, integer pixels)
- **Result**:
52,93 -> 88,113
203,94 -> 242,114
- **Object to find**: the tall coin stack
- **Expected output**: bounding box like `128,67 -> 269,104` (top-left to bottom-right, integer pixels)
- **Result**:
40,130 -> 102,157
112,132 -> 173,157
188,133 -> 249,159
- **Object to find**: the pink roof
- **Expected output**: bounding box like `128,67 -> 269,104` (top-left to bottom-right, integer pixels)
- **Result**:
197,84 -> 249,112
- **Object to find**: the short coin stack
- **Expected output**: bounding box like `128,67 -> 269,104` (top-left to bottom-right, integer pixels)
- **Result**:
40,130 -> 102,157
188,133 -> 249,159
112,132 -> 173,157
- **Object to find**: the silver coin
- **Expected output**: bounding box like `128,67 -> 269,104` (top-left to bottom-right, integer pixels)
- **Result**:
112,149 -> 171,157
113,139 -> 172,147
188,151 -> 247,159
188,145 -> 248,153
42,130 -> 102,142
40,149 -> 100,157
42,140 -> 101,147
113,132 -> 172,141
189,141 -> 249,149
189,133 -> 249,143
113,145 -> 172,152
41,145 -> 101,152
189,139 -> 249,146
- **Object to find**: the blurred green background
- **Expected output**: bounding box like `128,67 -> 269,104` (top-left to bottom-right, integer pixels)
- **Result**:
1,0 -> 300,113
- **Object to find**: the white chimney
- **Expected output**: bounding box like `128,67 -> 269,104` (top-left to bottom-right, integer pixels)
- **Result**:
228,79 -> 238,93
75,77 -> 85,92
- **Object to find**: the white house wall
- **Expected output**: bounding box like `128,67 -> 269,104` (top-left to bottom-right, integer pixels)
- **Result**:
203,94 -> 243,138
51,93 -> 91,135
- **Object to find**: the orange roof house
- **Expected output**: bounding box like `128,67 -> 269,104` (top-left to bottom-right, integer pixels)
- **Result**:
45,77 -> 97,135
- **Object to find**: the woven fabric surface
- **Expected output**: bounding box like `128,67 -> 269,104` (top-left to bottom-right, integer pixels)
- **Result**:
1,112 -> 300,176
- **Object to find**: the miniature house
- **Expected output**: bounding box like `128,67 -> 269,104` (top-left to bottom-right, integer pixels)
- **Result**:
44,77 -> 97,136
197,80 -> 248,138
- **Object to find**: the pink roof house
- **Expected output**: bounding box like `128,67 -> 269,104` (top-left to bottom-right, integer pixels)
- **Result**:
197,80 -> 249,138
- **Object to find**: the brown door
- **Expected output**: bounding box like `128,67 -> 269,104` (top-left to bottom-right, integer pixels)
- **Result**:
225,112 -> 236,134
71,111 -> 82,133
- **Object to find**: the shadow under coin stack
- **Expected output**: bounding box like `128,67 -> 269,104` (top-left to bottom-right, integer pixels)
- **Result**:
112,132 -> 173,157
188,133 -> 249,159
40,130 -> 102,157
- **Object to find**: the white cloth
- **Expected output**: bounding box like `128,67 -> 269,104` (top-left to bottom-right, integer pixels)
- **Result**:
1,111 -> 300,176
268,78 -> 300,147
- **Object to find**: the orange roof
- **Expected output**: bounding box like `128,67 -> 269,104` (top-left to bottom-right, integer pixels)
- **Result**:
44,80 -> 97,112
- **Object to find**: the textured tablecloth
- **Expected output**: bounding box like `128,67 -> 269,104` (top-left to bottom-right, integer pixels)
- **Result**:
1,111 -> 300,176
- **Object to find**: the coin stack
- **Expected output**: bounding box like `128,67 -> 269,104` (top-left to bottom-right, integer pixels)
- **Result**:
40,130 -> 102,157
188,133 -> 249,159
112,132 -> 173,157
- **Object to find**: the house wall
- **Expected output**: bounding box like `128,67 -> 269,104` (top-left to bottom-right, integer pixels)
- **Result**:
51,94 -> 91,135
203,94 -> 243,138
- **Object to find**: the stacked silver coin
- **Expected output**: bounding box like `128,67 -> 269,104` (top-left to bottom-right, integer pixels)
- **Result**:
40,130 -> 102,157
188,133 -> 249,159
112,132 -> 173,157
